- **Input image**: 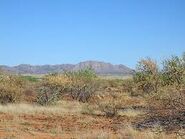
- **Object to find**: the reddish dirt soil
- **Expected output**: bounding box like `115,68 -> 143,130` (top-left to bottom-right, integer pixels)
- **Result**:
0,113 -> 129,139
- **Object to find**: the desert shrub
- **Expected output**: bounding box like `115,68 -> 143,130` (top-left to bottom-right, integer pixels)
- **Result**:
139,87 -> 185,131
157,54 -> 185,112
65,68 -> 98,103
92,78 -> 135,117
136,53 -> 185,130
133,58 -> 160,95
148,87 -> 185,114
36,74 -> 70,105
148,54 -> 185,116
0,73 -> 24,104
36,68 -> 98,105
162,55 -> 185,89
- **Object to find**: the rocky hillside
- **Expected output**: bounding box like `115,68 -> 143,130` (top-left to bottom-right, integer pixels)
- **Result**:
0,61 -> 134,75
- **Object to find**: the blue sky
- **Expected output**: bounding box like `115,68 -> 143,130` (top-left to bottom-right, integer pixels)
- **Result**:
0,0 -> 185,68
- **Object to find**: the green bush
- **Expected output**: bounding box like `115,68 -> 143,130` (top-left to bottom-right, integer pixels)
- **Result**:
162,55 -> 185,89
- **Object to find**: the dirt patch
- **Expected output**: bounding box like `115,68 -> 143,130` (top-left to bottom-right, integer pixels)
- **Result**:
0,113 -> 130,138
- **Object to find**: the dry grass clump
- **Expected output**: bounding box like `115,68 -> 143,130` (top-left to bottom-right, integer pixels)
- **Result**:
118,126 -> 177,139
69,126 -> 178,139
0,100 -> 83,115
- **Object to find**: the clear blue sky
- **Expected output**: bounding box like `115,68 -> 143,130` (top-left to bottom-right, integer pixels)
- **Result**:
0,0 -> 185,68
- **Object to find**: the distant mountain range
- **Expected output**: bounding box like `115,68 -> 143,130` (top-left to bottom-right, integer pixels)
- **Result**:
0,61 -> 134,75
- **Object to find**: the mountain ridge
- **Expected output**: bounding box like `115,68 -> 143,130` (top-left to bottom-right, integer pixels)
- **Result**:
0,61 -> 134,75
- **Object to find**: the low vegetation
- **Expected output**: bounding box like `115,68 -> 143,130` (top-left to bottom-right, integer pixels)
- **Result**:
0,73 -> 25,104
0,53 -> 185,138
